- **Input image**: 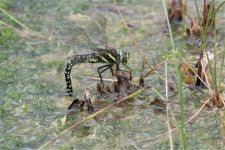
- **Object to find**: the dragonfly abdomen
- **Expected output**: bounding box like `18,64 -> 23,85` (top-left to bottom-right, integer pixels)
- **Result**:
65,52 -> 117,96
65,53 -> 104,96
65,54 -> 92,96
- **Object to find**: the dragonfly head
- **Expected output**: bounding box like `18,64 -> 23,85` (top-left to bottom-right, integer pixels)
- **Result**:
119,50 -> 130,64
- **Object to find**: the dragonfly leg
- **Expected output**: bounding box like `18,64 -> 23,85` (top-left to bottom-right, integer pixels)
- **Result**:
97,64 -> 113,92
97,64 -> 113,82
124,64 -> 132,80
116,63 -> 120,71
110,66 -> 115,76
124,64 -> 131,71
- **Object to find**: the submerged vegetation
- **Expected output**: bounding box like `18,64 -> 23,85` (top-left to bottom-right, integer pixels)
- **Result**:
0,0 -> 225,149
0,28 -> 18,48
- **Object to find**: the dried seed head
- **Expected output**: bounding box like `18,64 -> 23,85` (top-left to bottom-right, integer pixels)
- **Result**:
113,81 -> 120,93
96,83 -> 102,93
104,84 -> 111,93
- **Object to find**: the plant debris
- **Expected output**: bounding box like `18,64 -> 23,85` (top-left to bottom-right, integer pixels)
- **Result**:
68,90 -> 94,113
168,0 -> 183,24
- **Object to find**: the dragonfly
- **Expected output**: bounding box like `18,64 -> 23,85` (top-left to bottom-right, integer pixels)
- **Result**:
65,15 -> 130,96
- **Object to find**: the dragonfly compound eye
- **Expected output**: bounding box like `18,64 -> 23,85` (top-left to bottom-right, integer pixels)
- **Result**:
126,52 -> 130,62
119,51 -> 129,64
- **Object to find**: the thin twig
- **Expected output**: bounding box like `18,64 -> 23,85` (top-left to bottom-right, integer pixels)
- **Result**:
165,61 -> 174,150
81,76 -> 140,87
219,110 -> 225,145
144,59 -> 168,78
0,8 -> 32,31
0,21 -> 49,41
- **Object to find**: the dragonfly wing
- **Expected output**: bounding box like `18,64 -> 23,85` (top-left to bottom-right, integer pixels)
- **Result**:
85,15 -> 108,49
95,15 -> 108,48
74,27 -> 99,51
73,15 -> 109,53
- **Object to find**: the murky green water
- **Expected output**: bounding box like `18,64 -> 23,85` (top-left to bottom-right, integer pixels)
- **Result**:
1,0 -> 225,149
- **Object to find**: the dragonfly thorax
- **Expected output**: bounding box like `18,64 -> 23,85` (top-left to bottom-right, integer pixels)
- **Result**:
119,50 -> 129,64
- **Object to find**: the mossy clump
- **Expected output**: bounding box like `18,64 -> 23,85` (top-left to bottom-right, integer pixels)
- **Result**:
115,0 -> 125,3
0,0 -> 11,9
0,53 -> 7,62
0,69 -> 14,79
0,28 -> 18,48
6,92 -> 22,101
73,2 -> 89,13
118,21 -> 127,33
48,59 -> 64,72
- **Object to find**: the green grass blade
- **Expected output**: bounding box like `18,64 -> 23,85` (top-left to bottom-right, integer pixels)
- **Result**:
218,43 -> 225,89
0,8 -> 32,31
194,0 -> 201,23
161,0 -> 187,149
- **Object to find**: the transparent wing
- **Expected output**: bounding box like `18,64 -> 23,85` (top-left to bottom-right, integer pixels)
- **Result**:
73,15 -> 109,52
74,27 -> 99,51
84,14 -> 108,49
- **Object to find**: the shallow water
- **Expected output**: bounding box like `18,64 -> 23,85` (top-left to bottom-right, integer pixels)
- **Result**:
0,0 -> 225,149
